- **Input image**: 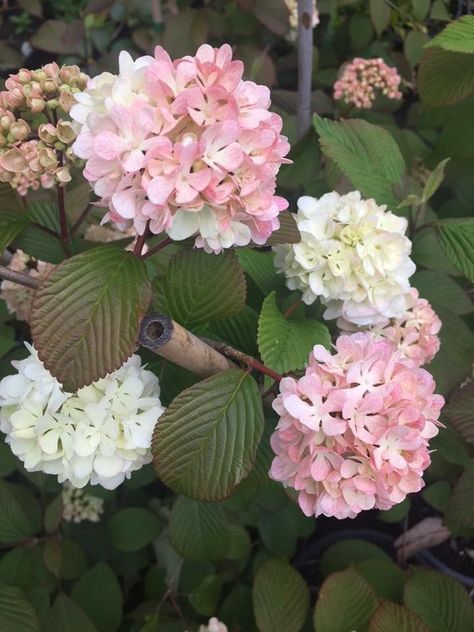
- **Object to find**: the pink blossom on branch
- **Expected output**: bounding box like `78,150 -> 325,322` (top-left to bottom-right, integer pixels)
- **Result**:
338,289 -> 442,367
71,46 -> 291,253
270,332 -> 444,519
334,57 -> 402,109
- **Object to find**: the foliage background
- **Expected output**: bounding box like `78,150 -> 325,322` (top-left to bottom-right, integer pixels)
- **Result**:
0,1 -> 474,631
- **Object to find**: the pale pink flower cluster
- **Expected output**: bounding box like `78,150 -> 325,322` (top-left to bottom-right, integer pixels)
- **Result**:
270,333 -> 444,519
338,289 -> 441,367
0,250 -> 54,322
334,57 -> 402,109
71,46 -> 290,253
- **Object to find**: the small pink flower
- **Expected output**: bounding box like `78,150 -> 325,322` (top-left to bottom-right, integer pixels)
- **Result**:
270,332 -> 444,519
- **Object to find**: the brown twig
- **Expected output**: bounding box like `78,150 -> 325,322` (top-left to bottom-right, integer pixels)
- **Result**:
57,180 -> 71,256
202,337 -> 283,383
0,265 -> 40,290
70,203 -> 93,238
142,237 -> 173,259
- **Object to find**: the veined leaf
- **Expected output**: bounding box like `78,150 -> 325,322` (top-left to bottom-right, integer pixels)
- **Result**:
71,563 -> 123,632
253,559 -> 309,632
313,115 -> 406,208
258,291 -> 330,374
31,245 -> 151,391
314,567 -> 378,632
152,369 -> 264,501
368,601 -> 430,632
419,48 -> 474,107
445,462 -> 474,537
168,497 -> 229,561
426,15 -> 474,54
0,210 -> 29,253
404,568 -> 474,631
443,381 -> 474,444
434,218 -> 474,282
153,249 -> 246,329
0,584 -> 40,632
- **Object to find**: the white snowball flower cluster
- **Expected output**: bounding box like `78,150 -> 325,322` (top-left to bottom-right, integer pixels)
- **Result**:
62,482 -> 104,523
273,191 -> 416,326
0,344 -> 164,490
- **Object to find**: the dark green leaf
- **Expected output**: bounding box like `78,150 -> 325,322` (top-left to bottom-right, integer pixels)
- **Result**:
445,462 -> 474,536
0,584 -> 40,632
152,369 -> 264,501
265,211 -> 301,246
370,0 -> 390,37
443,381 -> 474,444
45,594 -> 96,632
321,539 -> 391,577
71,563 -> 123,632
435,219 -> 474,282
419,48 -> 474,107
169,497 -> 229,561
0,210 -> 29,253
152,250 -> 246,329
404,568 -> 474,631
253,558 -> 309,632
0,481 -> 41,543
31,246 -> 151,391
369,600 -> 430,632
188,575 -> 222,616
314,567 -> 378,632
108,508 -> 162,552
422,481 -> 451,512
411,271 -> 472,316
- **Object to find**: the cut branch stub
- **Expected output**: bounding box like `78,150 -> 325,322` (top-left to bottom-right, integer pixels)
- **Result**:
138,312 -> 235,377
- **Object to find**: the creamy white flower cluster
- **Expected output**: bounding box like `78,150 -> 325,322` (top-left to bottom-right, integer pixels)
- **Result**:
0,344 -> 164,489
62,482 -> 104,523
273,191 -> 416,326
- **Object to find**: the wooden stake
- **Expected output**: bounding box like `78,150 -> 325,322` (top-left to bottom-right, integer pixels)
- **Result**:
138,312 -> 236,377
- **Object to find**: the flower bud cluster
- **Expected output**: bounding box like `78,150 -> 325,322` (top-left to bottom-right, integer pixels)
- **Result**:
334,57 -> 402,109
62,482 -> 104,523
0,64 -> 89,195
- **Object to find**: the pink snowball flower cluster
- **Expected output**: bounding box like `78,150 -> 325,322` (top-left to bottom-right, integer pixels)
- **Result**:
270,333 -> 444,519
334,57 -> 402,109
339,289 -> 441,367
71,46 -> 290,253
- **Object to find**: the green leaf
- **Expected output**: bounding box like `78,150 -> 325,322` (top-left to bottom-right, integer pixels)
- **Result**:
426,15 -> 474,54
30,20 -> 84,55
30,245 -> 151,391
225,524 -> 251,561
0,481 -> 41,543
71,563 -> 123,632
443,381 -> 474,444
422,481 -> 452,512
43,540 -> 87,580
44,494 -> 63,534
207,306 -> 259,356
355,560 -> 405,603
418,48 -> 474,107
412,228 -> 461,276
434,219 -> 474,282
0,584 -> 40,632
377,497 -> 411,524
264,211 -> 301,246
404,30 -> 429,68
258,291 -> 330,374
431,425 -> 470,467
237,249 -> 281,296
169,497 -> 229,561
404,568 -> 474,632
188,575 -> 222,616
152,369 -> 264,501
314,567 -> 378,632
152,250 -> 246,329
411,271 -> 472,316
369,600 -> 430,632
0,210 -> 29,253
321,539 -> 391,577
426,305 -> 474,396
253,559 -> 309,632
108,508 -> 162,552
46,594 -> 96,632
314,115 -> 406,208
15,202 -> 69,264
445,462 -> 474,537
422,158 -> 450,202
370,0 -> 390,37
411,0 -> 430,21
0,548 -> 55,592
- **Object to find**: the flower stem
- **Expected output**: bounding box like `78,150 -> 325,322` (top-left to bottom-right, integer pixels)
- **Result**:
0,264 -> 40,290
142,237 -> 173,259
70,203 -> 93,238
133,221 -> 151,257
57,183 -> 71,256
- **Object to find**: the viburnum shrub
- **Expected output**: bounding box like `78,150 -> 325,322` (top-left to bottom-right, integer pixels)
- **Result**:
0,5 -> 474,631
